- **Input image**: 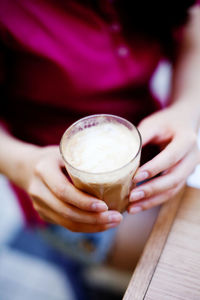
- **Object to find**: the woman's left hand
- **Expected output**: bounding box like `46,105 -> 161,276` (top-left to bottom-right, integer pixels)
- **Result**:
128,105 -> 200,214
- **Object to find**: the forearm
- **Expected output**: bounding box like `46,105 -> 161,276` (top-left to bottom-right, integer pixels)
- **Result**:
169,6 -> 200,130
0,126 -> 40,189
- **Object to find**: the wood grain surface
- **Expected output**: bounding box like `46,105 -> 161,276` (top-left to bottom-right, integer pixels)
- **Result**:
145,187 -> 200,300
123,188 -> 185,300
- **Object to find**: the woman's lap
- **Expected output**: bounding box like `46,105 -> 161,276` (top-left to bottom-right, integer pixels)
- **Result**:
37,206 -> 159,269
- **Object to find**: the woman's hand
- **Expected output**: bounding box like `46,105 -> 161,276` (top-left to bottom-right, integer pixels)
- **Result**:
0,128 -> 123,233
0,128 -> 122,232
128,106 -> 200,214
24,146 -> 122,232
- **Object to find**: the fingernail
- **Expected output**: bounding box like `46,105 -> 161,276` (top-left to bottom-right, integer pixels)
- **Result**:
108,213 -> 122,223
134,171 -> 149,183
130,190 -> 145,202
129,206 -> 142,214
107,223 -> 120,229
91,202 -> 108,212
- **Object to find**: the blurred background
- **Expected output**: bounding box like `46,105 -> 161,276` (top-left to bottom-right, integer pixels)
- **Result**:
0,62 -> 200,300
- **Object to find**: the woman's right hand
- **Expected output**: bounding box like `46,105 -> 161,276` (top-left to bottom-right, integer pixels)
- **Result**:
24,145 -> 122,233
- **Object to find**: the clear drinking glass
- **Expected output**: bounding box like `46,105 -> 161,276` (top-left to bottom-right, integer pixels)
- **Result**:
60,114 -> 142,212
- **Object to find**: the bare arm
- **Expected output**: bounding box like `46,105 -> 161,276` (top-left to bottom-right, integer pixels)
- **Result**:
170,5 -> 200,129
129,6 -> 200,213
0,126 -> 40,189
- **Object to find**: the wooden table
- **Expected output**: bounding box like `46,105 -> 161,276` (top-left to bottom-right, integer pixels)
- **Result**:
123,187 -> 200,300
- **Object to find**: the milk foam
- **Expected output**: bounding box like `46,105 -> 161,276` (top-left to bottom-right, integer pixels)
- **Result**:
64,122 -> 139,173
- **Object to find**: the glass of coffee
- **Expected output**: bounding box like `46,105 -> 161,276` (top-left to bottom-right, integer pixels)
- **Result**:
60,114 -> 142,212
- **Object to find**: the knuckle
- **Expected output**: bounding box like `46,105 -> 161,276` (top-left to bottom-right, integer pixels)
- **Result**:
167,184 -> 183,198
60,208 -> 70,220
145,185 -> 154,198
168,174 -> 182,189
167,188 -> 177,198
140,201 -> 151,210
141,204 -> 149,211
81,199 -> 92,211
170,178 -> 180,189
28,182 -> 38,198
181,130 -> 197,148
170,151 -> 180,164
166,189 -> 173,198
34,161 -> 45,176
55,184 -> 66,199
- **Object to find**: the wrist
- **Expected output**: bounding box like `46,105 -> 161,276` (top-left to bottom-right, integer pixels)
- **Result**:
0,131 -> 41,189
168,98 -> 200,131
11,143 -> 41,190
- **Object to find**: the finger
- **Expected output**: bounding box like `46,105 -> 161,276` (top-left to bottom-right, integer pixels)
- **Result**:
35,157 -> 108,212
128,181 -> 185,214
30,179 -> 122,225
130,147 -> 199,202
138,118 -> 162,146
33,203 -> 120,233
134,132 -> 197,183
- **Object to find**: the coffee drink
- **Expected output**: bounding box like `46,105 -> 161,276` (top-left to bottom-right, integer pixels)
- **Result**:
60,115 -> 141,212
